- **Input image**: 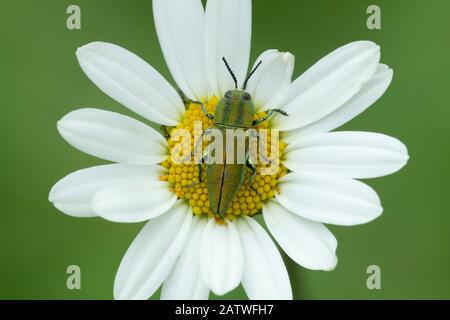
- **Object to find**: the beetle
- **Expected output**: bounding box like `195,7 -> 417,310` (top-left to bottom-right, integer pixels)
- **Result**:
184,57 -> 288,219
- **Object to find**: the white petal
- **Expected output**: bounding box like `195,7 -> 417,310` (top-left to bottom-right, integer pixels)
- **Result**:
284,131 -> 409,178
114,201 -> 192,300
235,216 -> 292,300
76,42 -> 183,125
49,164 -> 164,217
246,50 -> 295,112
161,217 -> 209,300
153,0 -> 210,100
284,64 -> 393,138
57,108 -> 168,165
200,219 -> 243,296
276,172 -> 383,225
263,200 -> 337,271
273,41 -> 380,131
92,179 -> 177,223
205,0 -> 252,97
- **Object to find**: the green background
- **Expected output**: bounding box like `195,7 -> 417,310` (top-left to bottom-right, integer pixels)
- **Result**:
1,0 -> 449,299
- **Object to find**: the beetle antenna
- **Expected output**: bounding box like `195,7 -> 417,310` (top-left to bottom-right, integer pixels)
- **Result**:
242,61 -> 262,90
222,57 -> 238,89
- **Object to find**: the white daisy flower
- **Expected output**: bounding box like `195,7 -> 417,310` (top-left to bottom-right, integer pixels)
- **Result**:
49,0 -> 409,300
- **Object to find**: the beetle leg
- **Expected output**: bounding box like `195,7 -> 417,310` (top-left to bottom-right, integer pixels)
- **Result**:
187,147 -> 210,187
201,103 -> 215,120
184,164 -> 203,189
191,100 -> 214,120
248,129 -> 271,165
178,92 -> 214,119
245,158 -> 261,195
182,127 -> 213,163
196,158 -> 205,183
193,152 -> 208,184
183,156 -> 205,189
252,108 -> 288,126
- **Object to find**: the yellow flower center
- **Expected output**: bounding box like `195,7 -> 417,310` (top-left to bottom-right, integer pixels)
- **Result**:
159,96 -> 288,222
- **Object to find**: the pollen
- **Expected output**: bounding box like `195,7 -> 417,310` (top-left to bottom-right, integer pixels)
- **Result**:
160,97 -> 288,222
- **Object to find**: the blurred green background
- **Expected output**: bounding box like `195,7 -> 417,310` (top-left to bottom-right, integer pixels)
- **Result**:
1,0 -> 449,299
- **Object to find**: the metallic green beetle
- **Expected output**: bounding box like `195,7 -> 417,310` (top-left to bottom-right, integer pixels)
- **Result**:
189,57 -> 288,219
